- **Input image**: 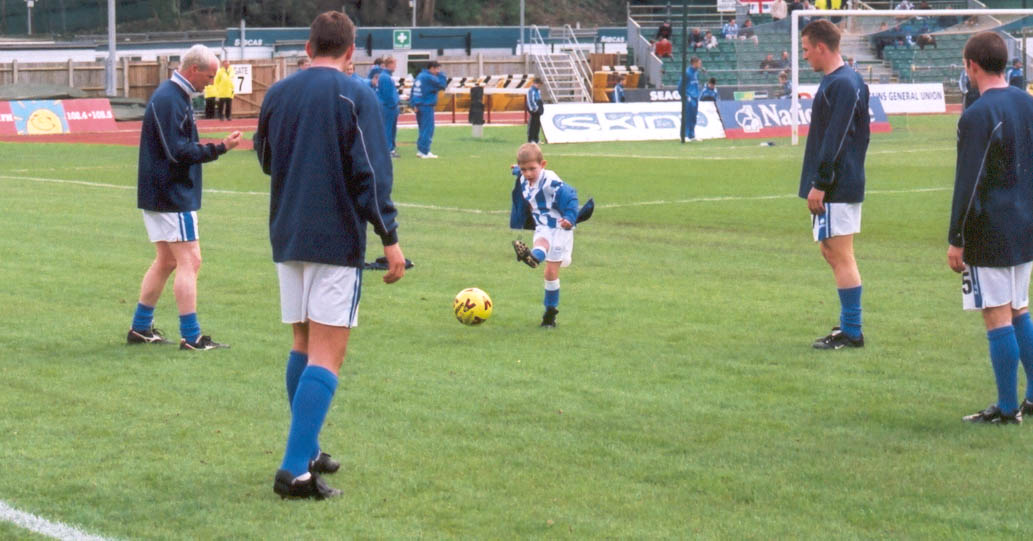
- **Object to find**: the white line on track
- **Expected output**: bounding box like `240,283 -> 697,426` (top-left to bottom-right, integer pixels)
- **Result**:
0,500 -> 111,541
0,174 -> 950,213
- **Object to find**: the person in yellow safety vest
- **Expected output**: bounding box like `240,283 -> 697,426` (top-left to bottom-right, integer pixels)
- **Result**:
203,82 -> 217,119
214,60 -> 236,121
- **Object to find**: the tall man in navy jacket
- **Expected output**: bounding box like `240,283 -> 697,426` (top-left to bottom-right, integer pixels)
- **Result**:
410,60 -> 447,158
376,56 -> 401,158
799,20 -> 871,350
127,44 -> 241,350
949,32 -> 1033,424
254,10 -> 406,499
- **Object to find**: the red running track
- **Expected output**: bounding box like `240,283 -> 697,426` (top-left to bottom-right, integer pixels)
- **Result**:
0,110 -> 530,148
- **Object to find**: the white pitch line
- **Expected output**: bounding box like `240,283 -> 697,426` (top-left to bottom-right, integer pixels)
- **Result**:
0,500 -> 112,541
0,174 -> 950,213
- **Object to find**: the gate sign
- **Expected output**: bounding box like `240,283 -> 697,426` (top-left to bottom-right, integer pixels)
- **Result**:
232,64 -> 252,95
393,29 -> 412,50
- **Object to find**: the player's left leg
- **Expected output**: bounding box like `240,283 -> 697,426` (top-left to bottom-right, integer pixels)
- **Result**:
275,321 -> 349,500
541,261 -> 562,328
964,304 -> 1022,423
167,239 -> 226,350
284,322 -> 339,474
814,233 -> 864,349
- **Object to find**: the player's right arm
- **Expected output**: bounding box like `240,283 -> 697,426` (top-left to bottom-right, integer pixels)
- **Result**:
150,95 -> 227,165
813,80 -> 861,193
341,84 -> 400,249
948,112 -> 993,260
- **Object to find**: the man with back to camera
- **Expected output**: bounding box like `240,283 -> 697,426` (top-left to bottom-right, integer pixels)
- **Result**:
798,19 -> 871,350
254,10 -> 406,499
376,56 -> 401,158
126,44 -> 241,351
948,32 -> 1033,424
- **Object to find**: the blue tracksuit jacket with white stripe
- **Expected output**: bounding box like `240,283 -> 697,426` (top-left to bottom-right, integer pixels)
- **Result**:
949,85 -> 1033,267
254,66 -> 399,268
798,64 -> 870,203
137,71 -> 227,212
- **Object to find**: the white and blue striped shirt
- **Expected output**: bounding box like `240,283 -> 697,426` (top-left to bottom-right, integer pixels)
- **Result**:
520,169 -> 578,228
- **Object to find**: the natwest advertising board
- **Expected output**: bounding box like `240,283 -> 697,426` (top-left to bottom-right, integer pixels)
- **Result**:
717,97 -> 891,139
0,98 -> 117,136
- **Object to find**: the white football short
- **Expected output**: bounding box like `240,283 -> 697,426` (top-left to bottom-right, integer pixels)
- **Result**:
277,261 -> 362,327
533,224 -> 574,267
811,202 -> 862,242
962,262 -> 1032,311
142,210 -> 198,243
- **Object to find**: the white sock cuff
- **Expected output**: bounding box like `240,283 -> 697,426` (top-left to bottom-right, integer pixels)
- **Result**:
544,279 -> 560,291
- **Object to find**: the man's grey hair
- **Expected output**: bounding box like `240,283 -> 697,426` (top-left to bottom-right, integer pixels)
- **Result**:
180,44 -> 218,71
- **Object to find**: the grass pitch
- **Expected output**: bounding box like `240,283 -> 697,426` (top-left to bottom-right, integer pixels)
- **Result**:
1,116 -> 1031,539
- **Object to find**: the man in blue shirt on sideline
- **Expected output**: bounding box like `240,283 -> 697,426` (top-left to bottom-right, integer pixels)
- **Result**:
411,60 -> 448,158
678,57 -> 702,141
949,32 -> 1033,424
526,78 -> 544,144
376,56 -> 401,158
1006,58 -> 1025,89
254,10 -> 406,499
799,19 -> 871,351
127,44 -> 241,351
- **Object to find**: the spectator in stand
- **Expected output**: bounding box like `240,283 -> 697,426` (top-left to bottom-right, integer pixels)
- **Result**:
779,50 -> 791,69
938,6 -> 960,28
895,0 -> 914,10
1007,58 -> 1026,89
740,19 -> 759,45
700,77 -> 719,102
703,31 -> 718,50
777,70 -> 793,98
760,54 -> 781,74
916,34 -> 937,50
918,0 -> 932,9
846,56 -> 856,70
788,0 -> 805,21
654,37 -> 673,58
689,28 -> 705,51
771,0 -> 788,24
655,21 -> 673,42
960,69 -> 980,110
722,18 -> 739,40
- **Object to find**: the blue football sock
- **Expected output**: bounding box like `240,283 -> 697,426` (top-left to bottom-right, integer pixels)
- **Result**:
987,325 -> 1020,414
179,312 -> 201,344
132,303 -> 155,332
285,351 -> 308,407
544,279 -> 560,308
284,351 -> 322,460
837,285 -> 863,339
1012,313 -> 1033,401
531,248 -> 546,263
281,365 -> 338,478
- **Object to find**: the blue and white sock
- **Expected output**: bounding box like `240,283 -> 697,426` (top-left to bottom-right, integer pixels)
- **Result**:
532,248 -> 546,263
281,365 -> 338,478
544,279 -> 560,309
987,325 -> 1020,415
837,285 -> 863,340
1012,313 -> 1033,401
179,312 -> 201,344
132,303 -> 155,332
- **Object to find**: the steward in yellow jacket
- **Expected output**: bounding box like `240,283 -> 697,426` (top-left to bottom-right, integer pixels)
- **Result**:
214,60 -> 235,120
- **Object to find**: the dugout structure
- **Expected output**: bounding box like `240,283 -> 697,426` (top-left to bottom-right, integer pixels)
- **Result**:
789,8 -> 1033,145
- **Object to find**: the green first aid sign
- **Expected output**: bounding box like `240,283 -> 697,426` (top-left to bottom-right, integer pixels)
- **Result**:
393,29 -> 412,49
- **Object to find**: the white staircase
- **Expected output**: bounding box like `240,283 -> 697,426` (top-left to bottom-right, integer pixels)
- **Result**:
528,25 -> 592,103
839,34 -> 897,83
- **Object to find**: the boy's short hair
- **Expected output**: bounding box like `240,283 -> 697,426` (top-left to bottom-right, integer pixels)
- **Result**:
707,77 -> 717,85
964,31 -> 1007,74
690,56 -> 700,65
308,11 -> 355,58
801,19 -> 841,52
427,60 -> 442,69
373,57 -> 384,66
517,142 -> 544,164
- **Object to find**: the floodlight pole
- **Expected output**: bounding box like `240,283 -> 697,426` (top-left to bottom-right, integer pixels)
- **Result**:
519,0 -> 525,54
26,0 -> 33,36
105,0 -> 116,96
790,9 -> 1033,145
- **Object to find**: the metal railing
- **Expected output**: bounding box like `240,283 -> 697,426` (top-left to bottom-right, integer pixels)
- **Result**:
559,24 -> 594,99
527,24 -> 590,102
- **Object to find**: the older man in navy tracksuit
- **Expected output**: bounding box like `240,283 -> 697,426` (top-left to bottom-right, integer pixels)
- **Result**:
127,44 -> 241,351
410,60 -> 447,158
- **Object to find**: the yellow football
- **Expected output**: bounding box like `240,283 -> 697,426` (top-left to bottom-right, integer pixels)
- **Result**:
453,288 -> 493,325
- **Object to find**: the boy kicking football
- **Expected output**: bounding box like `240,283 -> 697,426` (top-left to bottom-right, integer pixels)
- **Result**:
509,143 -> 592,327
